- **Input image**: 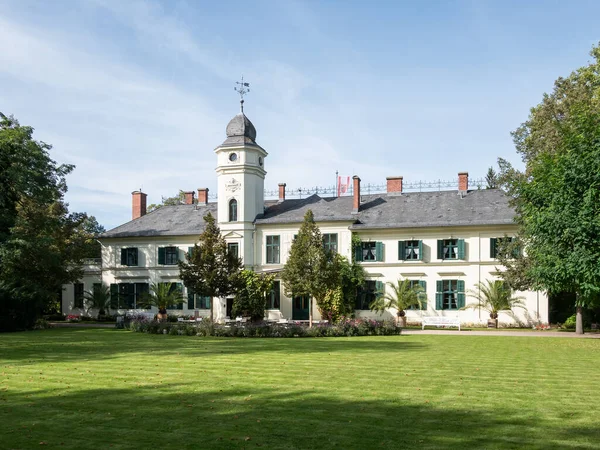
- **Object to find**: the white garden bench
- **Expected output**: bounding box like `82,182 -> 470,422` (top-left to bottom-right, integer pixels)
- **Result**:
421,316 -> 461,331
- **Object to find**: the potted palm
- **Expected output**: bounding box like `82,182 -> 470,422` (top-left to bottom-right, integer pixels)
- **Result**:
461,280 -> 526,328
370,279 -> 424,327
83,284 -> 111,318
138,282 -> 185,322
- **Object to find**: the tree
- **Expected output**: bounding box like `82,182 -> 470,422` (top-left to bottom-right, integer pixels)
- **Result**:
83,284 -> 111,317
498,44 -> 600,334
0,114 -> 89,330
148,190 -> 187,212
485,166 -> 498,189
75,215 -> 105,259
178,212 -> 242,321
320,253 -> 366,323
232,270 -> 274,322
281,210 -> 338,327
461,280 -> 526,327
138,282 -> 185,320
370,279 -> 423,327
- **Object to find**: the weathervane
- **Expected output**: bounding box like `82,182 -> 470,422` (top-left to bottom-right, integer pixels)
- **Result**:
234,76 -> 250,113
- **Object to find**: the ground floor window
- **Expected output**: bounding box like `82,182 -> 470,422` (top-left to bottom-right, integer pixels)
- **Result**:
355,280 -> 384,310
266,281 -> 281,310
187,288 -> 211,309
435,280 -> 465,310
110,283 -> 150,310
73,283 -> 84,309
407,280 -> 427,310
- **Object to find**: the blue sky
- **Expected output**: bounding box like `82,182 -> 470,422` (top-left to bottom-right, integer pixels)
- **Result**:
1,0 -> 599,230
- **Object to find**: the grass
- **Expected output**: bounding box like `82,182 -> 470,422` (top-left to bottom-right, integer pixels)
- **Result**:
1,330 -> 599,449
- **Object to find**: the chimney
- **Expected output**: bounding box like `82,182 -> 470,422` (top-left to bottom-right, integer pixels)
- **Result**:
278,183 -> 286,202
132,190 -> 147,220
458,172 -> 469,193
197,188 -> 209,206
352,175 -> 361,214
184,191 -> 195,205
386,176 -> 403,194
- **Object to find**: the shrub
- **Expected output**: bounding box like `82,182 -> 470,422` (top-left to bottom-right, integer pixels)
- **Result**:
33,318 -> 51,329
562,314 -> 577,330
44,313 -> 65,321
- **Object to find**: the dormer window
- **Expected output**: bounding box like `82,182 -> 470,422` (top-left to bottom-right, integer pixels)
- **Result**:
229,199 -> 238,222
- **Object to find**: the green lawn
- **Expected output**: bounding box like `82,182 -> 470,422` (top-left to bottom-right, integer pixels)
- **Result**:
1,330 -> 599,449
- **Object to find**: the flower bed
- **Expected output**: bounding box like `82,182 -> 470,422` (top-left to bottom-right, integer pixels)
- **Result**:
128,317 -> 400,338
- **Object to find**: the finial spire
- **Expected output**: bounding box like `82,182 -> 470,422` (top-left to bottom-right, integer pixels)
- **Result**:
234,76 -> 250,113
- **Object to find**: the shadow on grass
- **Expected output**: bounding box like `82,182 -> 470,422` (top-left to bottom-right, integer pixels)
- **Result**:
0,328 -> 427,363
1,383 -> 595,450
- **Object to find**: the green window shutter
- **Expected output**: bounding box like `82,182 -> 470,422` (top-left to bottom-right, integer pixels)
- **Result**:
417,240 -> 423,261
437,240 -> 444,259
132,248 -> 138,266
188,247 -> 194,259
436,280 -> 443,293
398,241 -> 406,260
176,283 -> 183,309
110,284 -> 119,309
490,238 -> 497,259
457,292 -> 466,309
187,289 -> 195,310
418,280 -> 427,310
158,247 -> 165,265
120,249 -> 127,265
457,280 -> 465,293
457,239 -> 465,260
354,245 -> 363,262
375,280 -> 384,298
135,283 -> 149,309
375,242 -> 384,262
435,292 -> 443,310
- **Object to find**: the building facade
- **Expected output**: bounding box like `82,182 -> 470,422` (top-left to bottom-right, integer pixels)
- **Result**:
62,111 -> 548,326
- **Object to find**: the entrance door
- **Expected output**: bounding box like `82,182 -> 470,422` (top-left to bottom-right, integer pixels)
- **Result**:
292,295 -> 310,320
226,298 -> 234,318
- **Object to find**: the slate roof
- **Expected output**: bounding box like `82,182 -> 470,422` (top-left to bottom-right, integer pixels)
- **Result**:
101,189 -> 515,239
100,203 -> 218,238
220,113 -> 259,147
256,189 -> 515,229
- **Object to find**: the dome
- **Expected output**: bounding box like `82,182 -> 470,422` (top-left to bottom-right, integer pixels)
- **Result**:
225,113 -> 257,141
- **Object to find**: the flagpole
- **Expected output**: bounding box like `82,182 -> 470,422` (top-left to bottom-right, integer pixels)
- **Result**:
335,170 -> 338,198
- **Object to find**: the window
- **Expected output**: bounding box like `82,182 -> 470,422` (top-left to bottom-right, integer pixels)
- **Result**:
490,237 -> 519,259
437,239 -> 465,260
228,243 -> 239,259
435,280 -> 465,310
322,234 -> 338,253
355,280 -> 384,310
162,282 -> 183,310
93,283 -> 102,295
355,242 -> 384,262
120,247 -> 138,266
266,281 -> 281,310
74,283 -> 84,309
266,235 -> 280,264
399,240 -> 423,261
407,280 -> 427,310
110,283 -> 149,310
158,246 -> 179,265
229,199 -> 238,222
187,288 -> 211,310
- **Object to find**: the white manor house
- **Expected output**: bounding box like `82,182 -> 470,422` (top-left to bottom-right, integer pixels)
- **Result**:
62,109 -> 548,326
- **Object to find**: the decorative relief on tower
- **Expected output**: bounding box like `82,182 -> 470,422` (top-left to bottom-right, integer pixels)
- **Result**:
225,178 -> 241,192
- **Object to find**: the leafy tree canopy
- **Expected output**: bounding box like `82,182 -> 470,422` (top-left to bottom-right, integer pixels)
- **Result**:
498,44 -> 600,332
232,270 -> 274,321
148,190 -> 188,212
0,114 -> 92,330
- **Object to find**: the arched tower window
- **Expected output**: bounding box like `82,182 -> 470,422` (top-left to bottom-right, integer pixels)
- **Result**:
229,199 -> 238,222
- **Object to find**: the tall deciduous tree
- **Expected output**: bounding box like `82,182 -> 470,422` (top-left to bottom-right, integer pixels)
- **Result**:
281,210 -> 339,326
498,44 -> 600,334
178,212 -> 242,321
0,114 -> 89,330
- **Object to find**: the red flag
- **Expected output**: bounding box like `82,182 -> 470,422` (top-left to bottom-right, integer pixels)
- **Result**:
337,176 -> 350,196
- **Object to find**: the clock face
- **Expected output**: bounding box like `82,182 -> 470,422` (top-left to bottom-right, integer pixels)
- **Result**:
258,156 -> 263,166
229,153 -> 237,162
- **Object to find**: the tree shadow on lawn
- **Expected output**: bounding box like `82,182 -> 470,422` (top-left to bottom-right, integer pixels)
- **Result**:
1,383 -> 595,450
0,328 -> 427,364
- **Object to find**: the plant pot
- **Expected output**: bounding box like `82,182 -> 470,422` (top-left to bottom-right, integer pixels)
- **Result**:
397,316 -> 407,328
487,319 -> 498,328
157,310 -> 168,322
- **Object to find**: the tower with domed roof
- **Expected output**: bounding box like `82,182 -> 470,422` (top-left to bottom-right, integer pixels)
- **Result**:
215,102 -> 267,267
